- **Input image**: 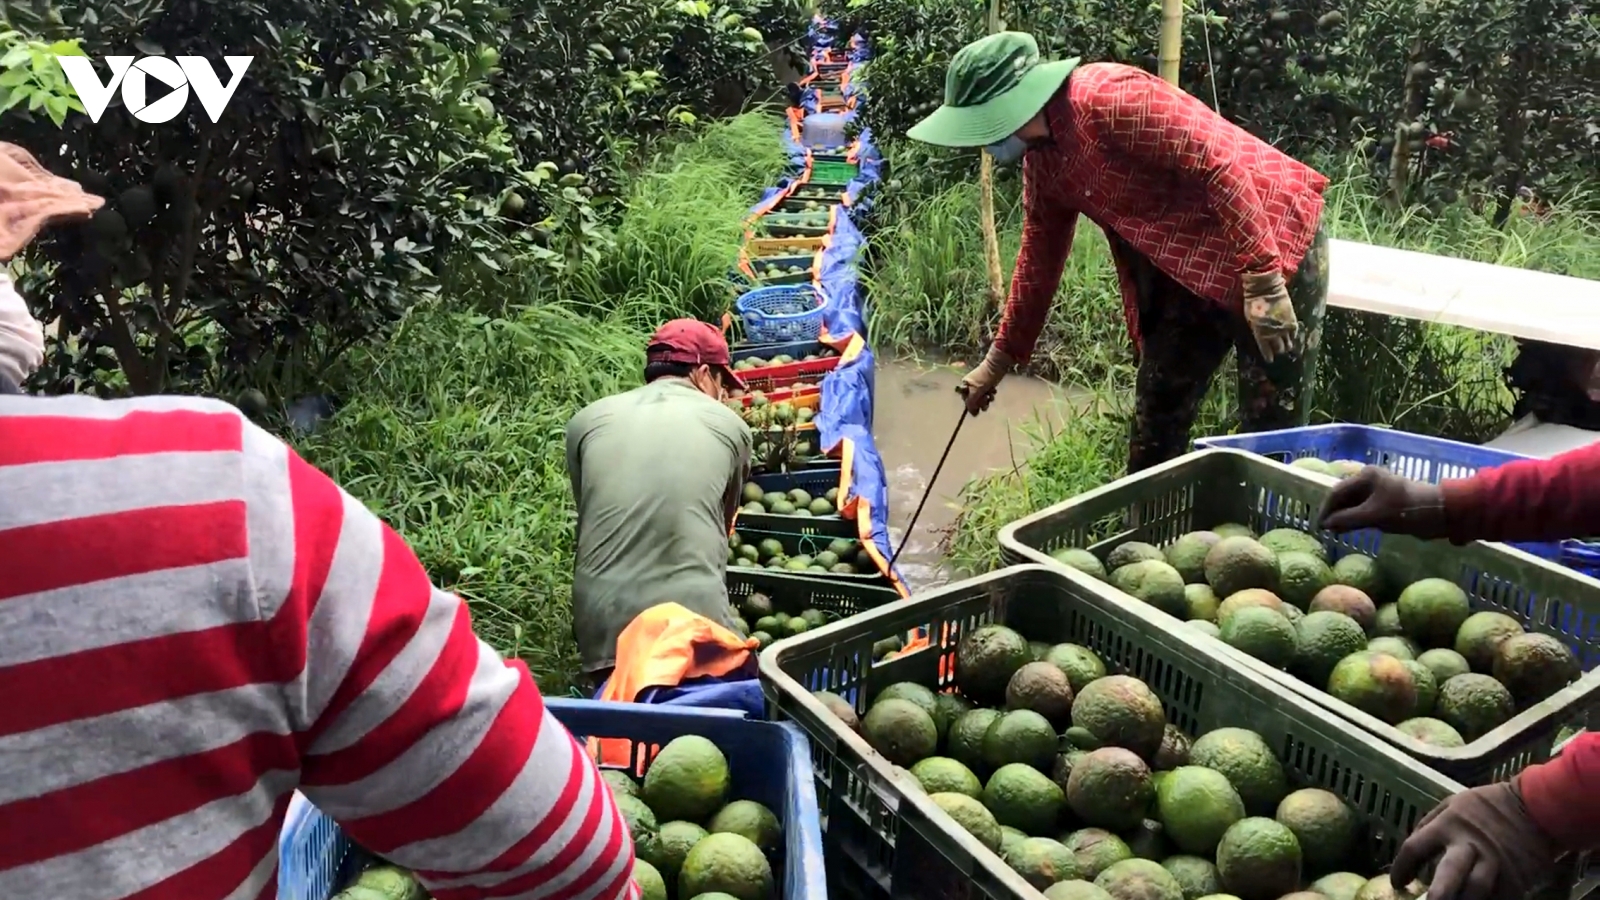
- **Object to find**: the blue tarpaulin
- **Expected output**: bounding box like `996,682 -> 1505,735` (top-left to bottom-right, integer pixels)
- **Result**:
619,25 -> 899,713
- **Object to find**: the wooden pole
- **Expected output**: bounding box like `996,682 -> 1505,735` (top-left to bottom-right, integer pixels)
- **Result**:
978,0 -> 1004,335
1158,0 -> 1183,84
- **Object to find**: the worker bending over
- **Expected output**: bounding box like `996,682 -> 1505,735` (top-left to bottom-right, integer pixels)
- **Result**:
910,32 -> 1330,473
566,319 -> 753,691
1321,447 -> 1600,900
0,144 -> 638,899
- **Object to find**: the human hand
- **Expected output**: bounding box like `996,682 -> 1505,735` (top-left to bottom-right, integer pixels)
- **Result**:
958,346 -> 1014,416
1241,270 -> 1299,363
1317,466 -> 1448,539
1389,779 -> 1559,900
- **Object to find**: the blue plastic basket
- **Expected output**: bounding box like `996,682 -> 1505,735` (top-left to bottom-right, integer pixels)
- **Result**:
277,699 -> 827,900
738,285 -> 827,343
1194,423 -> 1600,577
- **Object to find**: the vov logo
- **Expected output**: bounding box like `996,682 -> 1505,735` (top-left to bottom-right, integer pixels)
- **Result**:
55,55 -> 253,124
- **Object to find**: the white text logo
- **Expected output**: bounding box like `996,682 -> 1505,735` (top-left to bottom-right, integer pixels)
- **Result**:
56,55 -> 253,124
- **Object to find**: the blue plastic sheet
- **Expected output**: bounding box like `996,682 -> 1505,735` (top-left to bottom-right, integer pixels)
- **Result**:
592,667 -> 766,719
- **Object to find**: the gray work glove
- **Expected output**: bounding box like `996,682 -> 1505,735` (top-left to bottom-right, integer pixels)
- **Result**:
1389,778 -> 1559,900
1241,269 -> 1299,363
1317,466 -> 1448,539
958,346 -> 1014,416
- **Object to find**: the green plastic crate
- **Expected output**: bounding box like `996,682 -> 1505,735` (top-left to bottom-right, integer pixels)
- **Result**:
997,448 -> 1600,786
759,565 -> 1584,900
734,526 -> 895,587
728,568 -> 900,623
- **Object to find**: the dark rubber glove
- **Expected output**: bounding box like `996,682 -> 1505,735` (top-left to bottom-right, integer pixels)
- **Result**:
1389,779 -> 1560,900
1317,466 -> 1448,539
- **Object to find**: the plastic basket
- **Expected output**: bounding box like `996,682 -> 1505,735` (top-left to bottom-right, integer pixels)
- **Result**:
808,161 -> 859,187
757,565 -> 1569,900
277,792 -> 364,900
738,285 -> 828,343
276,699 -> 828,900
735,526 -> 895,588
737,469 -> 854,537
729,566 -> 901,622
997,448 -> 1600,786
746,236 -> 828,260
1192,423 -> 1600,577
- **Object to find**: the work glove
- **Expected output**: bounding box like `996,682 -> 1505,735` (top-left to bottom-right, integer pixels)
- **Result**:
0,142 -> 104,260
1317,466 -> 1448,539
1389,778 -> 1559,900
958,346 -> 1014,416
1241,269 -> 1299,363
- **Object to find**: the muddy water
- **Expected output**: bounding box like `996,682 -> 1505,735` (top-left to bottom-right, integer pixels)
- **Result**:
873,357 -> 1087,589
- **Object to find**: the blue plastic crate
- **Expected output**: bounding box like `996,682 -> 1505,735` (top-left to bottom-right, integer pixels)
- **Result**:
738,285 -> 827,343
1194,423 -> 1600,577
278,699 -> 826,900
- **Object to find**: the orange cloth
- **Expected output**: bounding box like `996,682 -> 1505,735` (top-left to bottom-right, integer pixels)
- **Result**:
589,602 -> 757,769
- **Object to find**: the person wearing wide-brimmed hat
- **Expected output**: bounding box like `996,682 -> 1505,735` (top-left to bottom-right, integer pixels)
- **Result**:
911,32 -> 1332,473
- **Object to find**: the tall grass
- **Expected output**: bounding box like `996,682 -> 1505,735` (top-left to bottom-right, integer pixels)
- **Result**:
296,114 -> 789,691
567,111 -> 790,327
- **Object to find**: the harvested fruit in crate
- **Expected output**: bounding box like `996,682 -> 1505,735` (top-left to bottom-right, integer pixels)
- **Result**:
751,260 -> 812,280
731,349 -> 836,372
1051,522 -> 1582,745
749,240 -> 821,258
737,481 -> 840,518
811,625 -> 1430,898
762,211 -> 831,230
727,530 -> 879,577
735,589 -> 840,648
608,735 -> 783,899
331,865 -> 426,900
732,397 -> 815,429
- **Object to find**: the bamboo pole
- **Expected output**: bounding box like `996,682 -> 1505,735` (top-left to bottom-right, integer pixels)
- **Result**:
978,0 -> 1004,333
1158,0 -> 1183,84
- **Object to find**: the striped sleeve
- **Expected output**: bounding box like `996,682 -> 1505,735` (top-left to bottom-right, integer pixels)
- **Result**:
264,435 -> 639,900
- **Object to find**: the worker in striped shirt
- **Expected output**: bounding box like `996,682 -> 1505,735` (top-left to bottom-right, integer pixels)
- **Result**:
909,33 -> 1331,474
0,144 -> 640,899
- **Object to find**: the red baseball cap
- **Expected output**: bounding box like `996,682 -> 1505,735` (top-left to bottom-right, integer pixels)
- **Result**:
646,318 -> 746,390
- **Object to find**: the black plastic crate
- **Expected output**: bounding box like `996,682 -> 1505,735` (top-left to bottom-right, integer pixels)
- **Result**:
997,448 -> 1600,786
728,567 -> 900,624
757,565 -> 1550,900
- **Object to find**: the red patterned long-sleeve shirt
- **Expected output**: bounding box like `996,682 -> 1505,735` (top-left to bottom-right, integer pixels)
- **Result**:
995,63 -> 1329,359
0,394 -> 639,900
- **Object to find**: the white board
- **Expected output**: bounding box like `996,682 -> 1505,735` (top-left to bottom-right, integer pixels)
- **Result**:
1484,414 -> 1600,458
1327,240 -> 1600,350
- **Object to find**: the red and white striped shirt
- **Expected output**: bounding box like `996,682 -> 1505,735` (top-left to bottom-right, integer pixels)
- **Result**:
0,394 -> 639,900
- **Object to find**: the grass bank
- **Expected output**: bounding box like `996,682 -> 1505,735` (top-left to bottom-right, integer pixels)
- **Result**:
295,113 -> 788,691
877,162 -> 1600,575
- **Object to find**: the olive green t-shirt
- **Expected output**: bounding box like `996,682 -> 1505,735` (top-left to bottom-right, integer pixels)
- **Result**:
565,377 -> 753,673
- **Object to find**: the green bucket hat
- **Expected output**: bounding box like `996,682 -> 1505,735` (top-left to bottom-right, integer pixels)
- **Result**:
908,32 -> 1079,148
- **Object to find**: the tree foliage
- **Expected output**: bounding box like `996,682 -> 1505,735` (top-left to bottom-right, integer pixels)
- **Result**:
826,0 -> 1599,212
2,0 -> 806,397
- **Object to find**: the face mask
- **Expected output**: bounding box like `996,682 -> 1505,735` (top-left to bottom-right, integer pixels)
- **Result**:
985,135 -> 1029,166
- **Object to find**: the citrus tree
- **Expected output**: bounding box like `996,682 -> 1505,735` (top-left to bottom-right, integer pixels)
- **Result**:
4,0 -> 805,397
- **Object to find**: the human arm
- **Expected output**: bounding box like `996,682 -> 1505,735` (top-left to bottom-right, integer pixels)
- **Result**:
1518,731 -> 1600,850
1387,734 -> 1600,900
723,420 -> 753,532
269,433 -> 637,900
1319,442 -> 1600,544
1439,441 -> 1600,543
1085,68 -> 1280,276
0,272 -> 44,388
990,150 -> 1077,365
